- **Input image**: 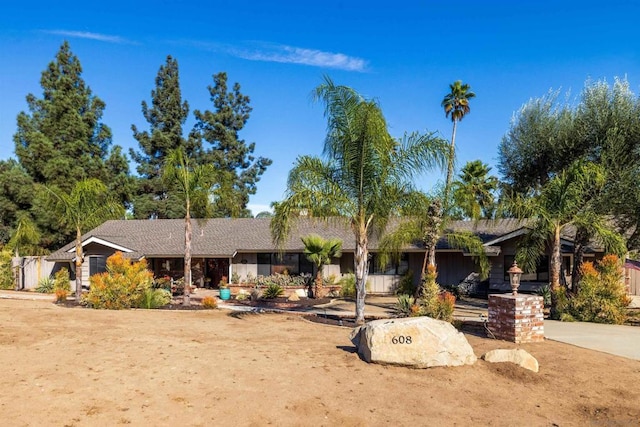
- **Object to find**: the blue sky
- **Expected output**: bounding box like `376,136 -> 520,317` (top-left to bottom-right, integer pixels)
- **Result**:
1,1 -> 639,215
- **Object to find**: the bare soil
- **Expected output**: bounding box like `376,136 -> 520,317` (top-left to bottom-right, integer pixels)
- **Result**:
1,298 -> 639,426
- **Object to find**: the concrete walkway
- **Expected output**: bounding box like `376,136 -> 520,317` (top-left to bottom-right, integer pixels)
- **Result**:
544,320 -> 640,361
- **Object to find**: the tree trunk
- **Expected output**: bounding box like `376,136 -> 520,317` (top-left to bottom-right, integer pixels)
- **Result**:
75,228 -> 83,301
550,226 -> 562,290
443,119 -> 458,213
571,227 -> 588,293
354,232 -> 368,325
549,226 -> 562,317
184,209 -> 192,306
315,269 -> 323,299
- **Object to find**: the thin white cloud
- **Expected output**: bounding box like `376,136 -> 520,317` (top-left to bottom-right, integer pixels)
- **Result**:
178,39 -> 368,72
44,30 -> 132,44
234,44 -> 368,72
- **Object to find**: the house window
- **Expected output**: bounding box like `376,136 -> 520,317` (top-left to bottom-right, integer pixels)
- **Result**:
257,253 -> 271,276
89,256 -> 107,276
503,255 -> 549,282
256,253 -> 316,276
369,253 -> 409,276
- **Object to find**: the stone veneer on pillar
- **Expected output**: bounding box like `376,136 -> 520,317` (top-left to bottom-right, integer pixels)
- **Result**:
488,294 -> 544,343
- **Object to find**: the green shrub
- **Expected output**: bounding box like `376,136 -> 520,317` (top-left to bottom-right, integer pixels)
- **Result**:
85,252 -> 154,309
416,265 -> 456,322
257,273 -> 309,288
36,276 -> 55,293
262,282 -> 284,299
560,255 -> 630,324
339,274 -> 356,297
241,272 -> 256,284
138,288 -> 171,309
231,272 -> 240,284
536,284 -> 552,307
337,274 -> 371,298
0,250 -> 14,290
53,268 -> 71,293
395,271 -> 415,295
395,294 -> 417,317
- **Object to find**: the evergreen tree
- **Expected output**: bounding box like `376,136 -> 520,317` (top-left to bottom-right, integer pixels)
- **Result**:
12,42 -> 130,249
15,42 -> 114,191
192,72 -> 272,218
0,159 -> 34,245
130,55 -> 193,219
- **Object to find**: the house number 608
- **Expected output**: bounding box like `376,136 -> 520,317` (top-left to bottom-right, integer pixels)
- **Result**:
391,336 -> 412,344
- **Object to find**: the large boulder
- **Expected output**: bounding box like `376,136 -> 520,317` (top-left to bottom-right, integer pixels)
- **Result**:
349,317 -> 477,368
482,349 -> 539,373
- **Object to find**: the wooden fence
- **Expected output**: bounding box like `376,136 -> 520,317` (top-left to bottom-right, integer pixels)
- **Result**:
12,256 -> 58,290
625,259 -> 640,296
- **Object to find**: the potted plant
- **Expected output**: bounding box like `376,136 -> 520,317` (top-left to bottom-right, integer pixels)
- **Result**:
219,276 -> 231,300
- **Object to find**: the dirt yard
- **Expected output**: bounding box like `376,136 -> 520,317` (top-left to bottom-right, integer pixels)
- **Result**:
1,299 -> 639,426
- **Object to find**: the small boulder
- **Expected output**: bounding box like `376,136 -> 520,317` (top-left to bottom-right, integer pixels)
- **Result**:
287,292 -> 300,302
295,289 -> 308,299
349,317 -> 477,368
482,349 -> 539,373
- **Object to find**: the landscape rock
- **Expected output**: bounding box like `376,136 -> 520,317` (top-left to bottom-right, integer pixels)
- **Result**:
287,292 -> 300,302
482,349 -> 539,373
295,289 -> 308,298
349,317 -> 477,368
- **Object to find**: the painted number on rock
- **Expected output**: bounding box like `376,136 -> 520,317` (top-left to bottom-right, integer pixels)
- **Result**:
391,336 -> 412,344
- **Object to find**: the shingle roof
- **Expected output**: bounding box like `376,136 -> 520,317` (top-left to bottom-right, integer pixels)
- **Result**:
47,217 -> 538,261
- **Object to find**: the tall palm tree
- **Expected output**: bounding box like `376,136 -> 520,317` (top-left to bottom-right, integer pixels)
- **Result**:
163,148 -> 216,306
43,179 -> 124,300
452,160 -> 498,220
442,81 -> 475,212
301,234 -> 342,298
271,76 -> 448,324
508,161 -> 626,316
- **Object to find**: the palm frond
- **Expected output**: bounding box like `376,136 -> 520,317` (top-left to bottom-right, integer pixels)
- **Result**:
443,230 -> 490,279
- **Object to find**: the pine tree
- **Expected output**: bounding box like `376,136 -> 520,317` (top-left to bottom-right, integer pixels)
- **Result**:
192,72 -> 272,217
13,42 -> 129,249
130,55 -> 194,219
0,159 -> 34,245
15,42 -> 114,191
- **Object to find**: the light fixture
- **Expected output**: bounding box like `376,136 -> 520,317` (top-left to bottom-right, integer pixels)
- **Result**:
507,261 -> 523,295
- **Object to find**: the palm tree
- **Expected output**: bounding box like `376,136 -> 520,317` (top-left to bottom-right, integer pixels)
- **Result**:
442,81 -> 475,212
301,234 -> 342,298
43,179 -> 124,300
163,148 -> 216,306
8,213 -> 42,257
379,196 -> 489,297
7,213 -> 44,291
508,161 -> 626,316
452,160 -> 498,220
271,76 -> 448,324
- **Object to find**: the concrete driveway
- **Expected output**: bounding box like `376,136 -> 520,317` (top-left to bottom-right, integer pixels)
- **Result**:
544,320 -> 640,361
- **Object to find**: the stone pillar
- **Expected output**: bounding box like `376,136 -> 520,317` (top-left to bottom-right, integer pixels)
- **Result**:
488,294 -> 544,343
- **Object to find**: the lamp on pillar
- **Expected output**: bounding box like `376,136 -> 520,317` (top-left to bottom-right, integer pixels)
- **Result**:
507,261 -> 523,295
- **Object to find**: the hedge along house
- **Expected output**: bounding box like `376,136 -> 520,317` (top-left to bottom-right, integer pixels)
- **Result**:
46,218 -> 606,294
